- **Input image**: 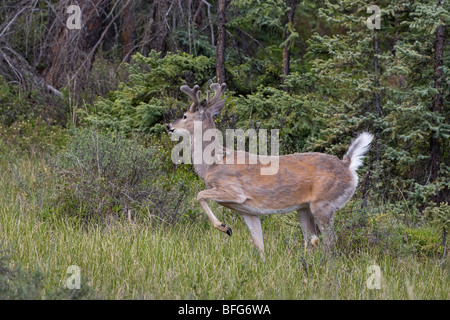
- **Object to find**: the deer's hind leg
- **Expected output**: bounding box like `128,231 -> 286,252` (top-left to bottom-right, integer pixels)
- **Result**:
309,201 -> 337,252
197,187 -> 246,236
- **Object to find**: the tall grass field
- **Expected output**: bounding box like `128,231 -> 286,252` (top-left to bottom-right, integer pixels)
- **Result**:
0,126 -> 448,300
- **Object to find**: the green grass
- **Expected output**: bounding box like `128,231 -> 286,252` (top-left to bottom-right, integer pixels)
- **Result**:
0,148 -> 449,300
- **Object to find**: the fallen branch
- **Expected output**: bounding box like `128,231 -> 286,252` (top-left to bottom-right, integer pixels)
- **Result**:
0,42 -> 62,96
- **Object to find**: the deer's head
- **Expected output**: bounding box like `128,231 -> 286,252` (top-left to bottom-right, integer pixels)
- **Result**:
167,83 -> 227,136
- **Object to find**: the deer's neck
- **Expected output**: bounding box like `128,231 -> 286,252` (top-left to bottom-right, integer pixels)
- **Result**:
190,122 -> 223,181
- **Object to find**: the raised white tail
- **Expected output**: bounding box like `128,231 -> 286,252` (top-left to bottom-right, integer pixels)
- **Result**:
343,132 -> 374,182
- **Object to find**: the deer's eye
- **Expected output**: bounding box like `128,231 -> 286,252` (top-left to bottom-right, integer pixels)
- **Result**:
183,115 -> 187,119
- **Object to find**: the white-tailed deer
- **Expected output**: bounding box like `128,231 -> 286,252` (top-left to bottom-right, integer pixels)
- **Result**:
167,83 -> 373,258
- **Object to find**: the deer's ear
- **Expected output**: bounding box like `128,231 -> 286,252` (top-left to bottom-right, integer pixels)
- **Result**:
209,99 -> 225,117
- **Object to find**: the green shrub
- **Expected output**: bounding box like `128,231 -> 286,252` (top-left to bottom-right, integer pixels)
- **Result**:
83,51 -> 215,134
327,202 -> 443,258
402,227 -> 442,258
425,202 -> 450,258
0,76 -> 40,127
47,127 -> 202,223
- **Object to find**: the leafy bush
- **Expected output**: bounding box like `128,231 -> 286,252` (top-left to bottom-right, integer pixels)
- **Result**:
402,226 -> 442,258
331,204 -> 400,255
47,128 -> 202,223
0,76 -> 24,127
317,201 -> 445,258
425,202 -> 450,258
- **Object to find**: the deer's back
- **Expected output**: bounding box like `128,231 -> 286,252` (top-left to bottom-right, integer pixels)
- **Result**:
204,152 -> 356,215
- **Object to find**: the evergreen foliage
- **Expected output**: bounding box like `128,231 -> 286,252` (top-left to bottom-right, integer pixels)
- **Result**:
290,0 -> 449,212
84,51 -> 215,134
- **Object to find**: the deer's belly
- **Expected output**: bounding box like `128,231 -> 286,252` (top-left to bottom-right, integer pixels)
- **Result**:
219,201 -> 307,215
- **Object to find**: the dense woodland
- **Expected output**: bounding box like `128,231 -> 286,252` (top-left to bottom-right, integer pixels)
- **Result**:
0,0 -> 449,300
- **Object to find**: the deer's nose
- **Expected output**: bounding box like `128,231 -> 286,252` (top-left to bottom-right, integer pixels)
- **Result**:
166,124 -> 174,133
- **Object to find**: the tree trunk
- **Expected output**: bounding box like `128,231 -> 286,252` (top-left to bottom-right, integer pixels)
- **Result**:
361,30 -> 383,207
150,0 -> 169,54
429,0 -> 445,200
122,0 -> 134,62
282,0 -> 298,90
216,0 -> 227,84
373,32 -> 383,118
193,0 -> 204,26
39,0 -> 109,89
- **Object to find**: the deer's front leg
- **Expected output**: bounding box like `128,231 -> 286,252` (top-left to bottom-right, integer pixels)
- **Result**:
241,214 -> 265,260
197,187 -> 246,236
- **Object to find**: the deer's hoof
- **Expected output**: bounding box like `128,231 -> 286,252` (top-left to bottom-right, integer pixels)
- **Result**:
221,223 -> 232,236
